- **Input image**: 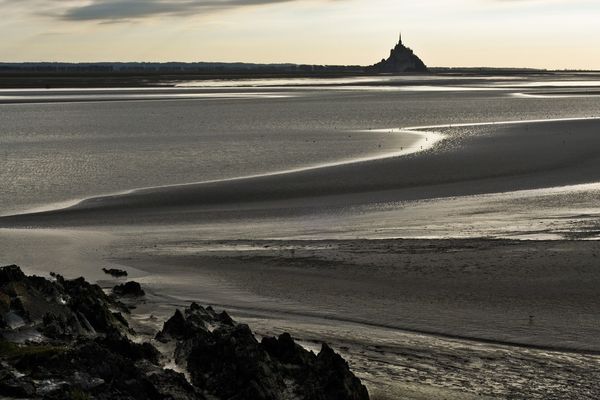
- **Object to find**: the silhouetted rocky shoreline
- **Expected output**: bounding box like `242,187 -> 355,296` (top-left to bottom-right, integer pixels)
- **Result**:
0,265 -> 369,400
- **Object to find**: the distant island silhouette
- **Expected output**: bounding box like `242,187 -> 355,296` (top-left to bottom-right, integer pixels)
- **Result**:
368,33 -> 428,73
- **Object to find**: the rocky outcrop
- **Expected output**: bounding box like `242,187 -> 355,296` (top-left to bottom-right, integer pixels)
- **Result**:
157,303 -> 370,400
368,34 -> 427,73
102,268 -> 127,278
0,265 -> 370,400
0,264 -> 130,338
112,281 -> 145,297
0,265 -> 194,399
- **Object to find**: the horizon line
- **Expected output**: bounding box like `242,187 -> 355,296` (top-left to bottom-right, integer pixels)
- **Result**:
1,61 -> 599,73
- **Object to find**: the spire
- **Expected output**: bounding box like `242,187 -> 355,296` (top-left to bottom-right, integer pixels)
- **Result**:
399,32 -> 402,45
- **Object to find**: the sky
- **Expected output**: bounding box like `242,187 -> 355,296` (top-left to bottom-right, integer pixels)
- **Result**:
2,0 -> 599,69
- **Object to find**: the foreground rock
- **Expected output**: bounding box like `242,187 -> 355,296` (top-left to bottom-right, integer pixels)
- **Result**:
0,265 -> 130,338
112,281 -> 145,297
102,267 -> 128,278
0,265 -> 196,399
157,303 -> 369,400
0,265 -> 369,400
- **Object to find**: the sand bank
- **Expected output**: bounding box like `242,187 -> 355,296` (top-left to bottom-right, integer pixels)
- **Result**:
3,117 -> 600,227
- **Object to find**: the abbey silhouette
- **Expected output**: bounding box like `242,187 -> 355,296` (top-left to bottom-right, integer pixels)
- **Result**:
369,33 -> 428,73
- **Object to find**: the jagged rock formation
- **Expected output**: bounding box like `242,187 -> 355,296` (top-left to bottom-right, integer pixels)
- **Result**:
0,265 -> 370,400
368,33 -> 428,73
102,268 -> 127,278
112,281 -> 145,297
157,303 -> 370,400
0,265 -> 132,339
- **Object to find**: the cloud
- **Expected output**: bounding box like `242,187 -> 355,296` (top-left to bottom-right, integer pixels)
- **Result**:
12,0 -> 594,23
60,0 -> 300,21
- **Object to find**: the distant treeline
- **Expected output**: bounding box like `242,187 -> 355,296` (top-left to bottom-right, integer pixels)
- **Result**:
0,62 -> 367,88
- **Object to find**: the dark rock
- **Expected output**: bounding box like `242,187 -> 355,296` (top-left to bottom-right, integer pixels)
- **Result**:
40,312 -> 87,339
157,302 -> 230,340
262,332 -> 312,366
102,268 -> 128,278
155,309 -> 186,342
111,311 -> 129,328
149,368 -> 204,400
186,323 -> 284,400
0,368 -> 35,398
25,339 -> 192,400
0,266 -> 200,399
39,342 -> 161,399
314,343 -> 370,400
1,266 -> 369,400
112,281 -> 145,297
9,298 -> 27,320
8,343 -> 66,375
61,276 -> 132,335
158,303 -> 370,400
0,265 -> 26,285
96,330 -> 160,364
0,265 -> 130,339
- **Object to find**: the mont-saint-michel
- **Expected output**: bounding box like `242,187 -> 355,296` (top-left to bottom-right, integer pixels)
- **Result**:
2,2 -> 600,399
368,34 -> 428,73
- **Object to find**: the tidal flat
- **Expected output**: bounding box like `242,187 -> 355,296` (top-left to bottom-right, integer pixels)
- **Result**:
2,73 -> 600,398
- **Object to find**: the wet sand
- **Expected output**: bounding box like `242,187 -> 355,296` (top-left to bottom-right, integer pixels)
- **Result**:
3,117 -> 600,228
114,237 -> 600,352
103,236 -> 600,399
2,229 -> 600,399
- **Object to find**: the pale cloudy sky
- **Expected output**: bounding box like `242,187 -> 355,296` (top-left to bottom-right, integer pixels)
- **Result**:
2,0 -> 599,69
